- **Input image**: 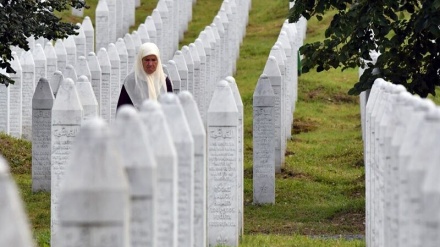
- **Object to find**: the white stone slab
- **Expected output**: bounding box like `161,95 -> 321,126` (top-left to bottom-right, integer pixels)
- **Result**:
33,44 -> 47,87
197,32 -> 212,115
27,35 -> 35,52
97,48 -> 112,122
76,76 -> 98,121
207,80 -> 239,247
0,156 -> 35,247
0,78 -> 9,134
87,52 -> 102,115
131,31 -> 143,54
64,36 -> 77,67
108,43 -> 120,122
253,74 -> 275,204
75,56 -> 91,82
145,16 -> 157,44
107,0 -> 117,43
157,1 -> 170,60
82,16 -> 95,54
152,9 -> 164,60
225,76 -> 244,235
44,42 -> 58,81
64,64 -> 78,83
49,71 -> 64,98
137,24 -> 151,44
182,46 -> 194,94
20,51 -> 35,140
123,34 -> 136,73
9,52 -> 22,138
178,91 -> 207,247
32,78 -> 54,193
139,100 -> 178,247
96,0 -> 110,51
116,38 -> 129,84
115,0 -> 123,38
188,43 -> 201,110
167,60 -> 181,93
51,78 -> 83,245
74,24 -> 87,59
114,106 -> 157,247
56,117 -> 129,247
159,93 -> 195,247
194,39 -> 207,125
54,39 -> 67,75
173,51 -> 188,91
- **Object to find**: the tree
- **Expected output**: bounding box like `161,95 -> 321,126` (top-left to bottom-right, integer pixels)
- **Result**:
0,0 -> 87,86
288,0 -> 440,97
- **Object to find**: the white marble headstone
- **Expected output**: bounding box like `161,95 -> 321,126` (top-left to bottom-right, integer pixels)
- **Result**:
74,24 -> 87,59
145,16 -> 157,44
64,36 -> 77,67
96,0 -> 110,51
20,51 -> 35,140
167,60 -> 182,93
115,38 -> 129,84
108,43 -> 121,121
97,48 -> 112,122
9,52 -> 22,138
54,39 -> 67,75
87,52 -> 102,114
33,44 -> 47,86
182,46 -> 194,94
123,34 -> 136,72
82,16 -> 95,54
75,56 -> 91,82
44,42 -> 58,80
64,64 -> 78,83
137,24 -> 151,44
76,75 -> 98,121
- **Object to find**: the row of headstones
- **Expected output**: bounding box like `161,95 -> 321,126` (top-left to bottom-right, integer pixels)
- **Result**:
363,78 -> 440,247
8,75 -> 244,246
96,0 -> 195,62
252,17 -> 307,204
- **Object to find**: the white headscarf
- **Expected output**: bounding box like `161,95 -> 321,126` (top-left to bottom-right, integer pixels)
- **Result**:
125,42 -> 167,108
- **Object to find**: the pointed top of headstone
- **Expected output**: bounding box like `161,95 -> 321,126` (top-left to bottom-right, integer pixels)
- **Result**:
157,0 -> 168,12
75,23 -> 86,39
0,155 -> 35,247
59,116 -> 128,222
198,32 -> 211,50
137,24 -> 150,43
123,34 -> 135,51
65,64 -> 78,82
214,16 -> 225,34
64,36 -> 76,49
194,39 -> 206,57
107,43 -> 120,62
76,75 -> 98,114
54,39 -> 67,56
208,80 -> 238,125
97,48 -> 111,68
33,44 -> 46,62
152,9 -> 162,25
131,31 -> 142,52
33,77 -> 54,109
178,91 -> 205,137
167,60 -> 181,81
20,50 -> 35,70
115,39 -> 128,56
82,16 -> 94,32
274,42 -> 287,60
263,56 -> 281,77
225,76 -> 243,108
269,45 -> 285,67
277,32 -> 292,52
182,46 -> 194,66
253,74 -> 275,106
210,24 -> 221,40
75,56 -> 91,79
87,52 -> 101,72
96,0 -> 109,12
219,8 -> 229,23
11,52 -> 22,72
44,42 -> 57,59
53,78 -> 83,115
188,43 -> 201,65
50,71 -> 64,96
204,26 -> 216,44
173,51 -> 187,70
145,16 -> 156,32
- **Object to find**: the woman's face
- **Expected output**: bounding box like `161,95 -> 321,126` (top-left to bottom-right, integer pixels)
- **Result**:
142,55 -> 158,74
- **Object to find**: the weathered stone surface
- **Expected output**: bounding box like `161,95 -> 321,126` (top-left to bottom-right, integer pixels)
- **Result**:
64,36 -> 77,67
115,38 -> 129,84
49,71 -> 64,98
76,75 -> 98,121
139,100 -> 178,247
123,34 -> 136,72
96,0 -> 110,51
33,44 -> 47,87
75,56 -> 91,82
159,93 -> 195,247
9,52 -> 22,138
54,39 -> 67,75
182,46 -> 194,94
0,73 -> 9,134
145,16 -> 157,45
82,16 -> 95,54
32,78 -> 54,192
74,24 -> 87,59
173,51 -> 189,91
252,75 -> 275,204
64,64 -> 78,83
44,42 -> 58,81
167,60 -> 181,93
97,48 -> 112,122
20,51 -> 35,140
108,43 -> 121,122
87,52 -> 102,115
137,24 -> 151,44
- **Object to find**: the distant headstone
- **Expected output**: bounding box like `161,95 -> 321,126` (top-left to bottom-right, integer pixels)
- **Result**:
9,52 -> 23,138
253,75 -> 275,204
157,1 -> 170,60
152,9 -> 164,60
139,100 -> 178,247
108,43 -> 121,121
97,48 -> 112,122
263,56 -> 283,173
182,46 -> 194,94
20,51 -> 35,140
194,39 -> 207,123
123,34 -> 136,72
76,76 -> 98,120
179,91 -> 207,247
0,156 -> 35,247
64,64 -> 78,83
173,52 -> 188,91
225,76 -> 244,235
115,0 -> 123,38
64,36 -> 77,66
0,77 -> 9,134
82,16 -> 95,54
116,38 -> 129,83
74,24 -> 87,59
107,0 -> 117,43
44,42 -> 58,80
159,93 -> 195,247
114,106 -> 157,247
137,24 -> 151,44
32,78 -> 54,192
56,118 -> 129,247
96,0 -> 110,51
198,32 -> 212,113
54,40 -> 67,75
145,16 -> 157,44
49,71 -> 64,98
87,52 -> 102,114
167,60 -> 181,93
33,44 -> 47,86
51,78 -> 83,244
131,31 -> 143,54
75,56 -> 91,82
207,80 -> 239,247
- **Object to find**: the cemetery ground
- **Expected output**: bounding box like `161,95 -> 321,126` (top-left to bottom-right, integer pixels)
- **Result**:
1,0 -> 367,246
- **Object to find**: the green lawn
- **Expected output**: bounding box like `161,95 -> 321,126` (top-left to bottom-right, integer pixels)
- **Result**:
1,0 -> 368,246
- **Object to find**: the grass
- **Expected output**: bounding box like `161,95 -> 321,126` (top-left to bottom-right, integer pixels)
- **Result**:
0,0 -> 372,246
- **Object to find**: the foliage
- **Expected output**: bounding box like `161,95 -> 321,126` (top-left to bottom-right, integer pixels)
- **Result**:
0,0 -> 87,86
289,0 -> 440,97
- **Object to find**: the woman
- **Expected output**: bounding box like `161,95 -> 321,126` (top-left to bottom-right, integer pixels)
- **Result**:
117,42 -> 173,110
